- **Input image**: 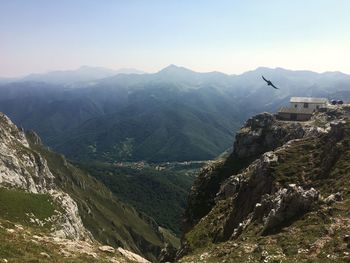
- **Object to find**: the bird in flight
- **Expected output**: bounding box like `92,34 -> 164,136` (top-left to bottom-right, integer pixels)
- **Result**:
262,76 -> 278,89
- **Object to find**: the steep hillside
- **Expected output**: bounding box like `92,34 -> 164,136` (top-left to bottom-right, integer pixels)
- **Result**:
0,112 -> 170,262
29,141 -> 167,261
177,106 -> 350,262
78,162 -> 196,235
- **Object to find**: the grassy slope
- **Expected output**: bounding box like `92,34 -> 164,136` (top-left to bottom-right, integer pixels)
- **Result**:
0,188 -> 100,262
0,188 -> 55,224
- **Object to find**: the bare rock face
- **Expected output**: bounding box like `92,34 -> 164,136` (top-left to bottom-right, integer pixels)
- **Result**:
0,114 -> 54,193
253,184 -> 319,234
233,112 -> 306,159
216,173 -> 245,201
0,112 -> 90,240
49,190 -> 91,240
217,152 -> 280,240
210,148 -> 320,242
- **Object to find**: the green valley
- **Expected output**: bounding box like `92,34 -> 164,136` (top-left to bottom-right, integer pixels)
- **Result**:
77,161 -> 202,235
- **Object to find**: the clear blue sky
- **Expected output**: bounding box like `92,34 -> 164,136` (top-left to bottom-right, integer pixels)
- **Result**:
1,0 -> 350,77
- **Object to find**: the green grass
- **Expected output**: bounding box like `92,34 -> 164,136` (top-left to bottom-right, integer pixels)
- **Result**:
0,187 -> 55,225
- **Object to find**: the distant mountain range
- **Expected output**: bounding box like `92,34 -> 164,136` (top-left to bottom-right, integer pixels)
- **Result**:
1,65 -> 350,162
1,66 -> 145,86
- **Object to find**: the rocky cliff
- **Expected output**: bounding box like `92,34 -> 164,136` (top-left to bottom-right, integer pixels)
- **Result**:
0,112 -> 166,262
177,106 -> 350,262
0,113 -> 89,240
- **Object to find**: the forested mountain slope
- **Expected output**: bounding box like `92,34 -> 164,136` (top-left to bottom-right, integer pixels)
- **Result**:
1,66 -> 350,162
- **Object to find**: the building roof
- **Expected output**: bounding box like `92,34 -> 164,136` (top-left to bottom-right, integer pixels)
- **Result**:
290,97 -> 328,104
278,107 -> 314,115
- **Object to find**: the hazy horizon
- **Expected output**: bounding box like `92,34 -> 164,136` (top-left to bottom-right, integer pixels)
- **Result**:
1,0 -> 350,77
2,64 -> 350,80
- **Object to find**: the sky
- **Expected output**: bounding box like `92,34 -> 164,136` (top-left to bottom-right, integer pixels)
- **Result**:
1,0 -> 350,77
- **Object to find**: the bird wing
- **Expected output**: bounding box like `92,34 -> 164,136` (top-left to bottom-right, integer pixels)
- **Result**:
262,75 -> 268,83
271,83 -> 279,89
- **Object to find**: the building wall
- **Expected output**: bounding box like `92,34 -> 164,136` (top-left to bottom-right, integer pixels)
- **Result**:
290,102 -> 326,111
277,112 -> 312,121
277,112 -> 291,120
296,113 -> 312,121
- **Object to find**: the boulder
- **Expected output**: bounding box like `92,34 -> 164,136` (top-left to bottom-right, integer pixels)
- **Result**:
323,192 -> 342,205
98,245 -> 115,253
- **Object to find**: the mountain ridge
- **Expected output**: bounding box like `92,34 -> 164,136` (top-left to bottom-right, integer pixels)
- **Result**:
175,105 -> 350,262
1,67 -> 350,163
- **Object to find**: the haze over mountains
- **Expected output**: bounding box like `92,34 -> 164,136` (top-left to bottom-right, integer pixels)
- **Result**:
1,64 -> 350,261
10,66 -> 145,86
1,65 -> 350,163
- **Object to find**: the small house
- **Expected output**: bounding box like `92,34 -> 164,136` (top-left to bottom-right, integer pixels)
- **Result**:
289,97 -> 328,111
277,97 -> 328,121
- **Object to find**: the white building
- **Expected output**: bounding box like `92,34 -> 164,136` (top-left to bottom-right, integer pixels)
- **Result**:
278,97 -> 328,121
289,97 -> 328,111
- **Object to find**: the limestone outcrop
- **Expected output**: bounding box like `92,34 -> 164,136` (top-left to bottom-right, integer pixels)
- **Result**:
233,112 -> 307,159
0,112 -> 90,240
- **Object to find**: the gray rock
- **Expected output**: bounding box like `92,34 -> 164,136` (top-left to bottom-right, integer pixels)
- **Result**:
324,192 -> 342,205
233,112 -> 306,159
98,245 -> 115,253
258,185 -> 319,234
216,174 -> 245,200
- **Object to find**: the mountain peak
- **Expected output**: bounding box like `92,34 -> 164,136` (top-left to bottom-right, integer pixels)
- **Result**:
158,64 -> 195,74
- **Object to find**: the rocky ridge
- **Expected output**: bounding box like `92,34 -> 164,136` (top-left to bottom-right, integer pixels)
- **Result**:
178,106 -> 350,262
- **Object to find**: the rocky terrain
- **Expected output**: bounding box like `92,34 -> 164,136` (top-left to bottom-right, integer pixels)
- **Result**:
0,113 -> 170,262
175,105 -> 350,262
